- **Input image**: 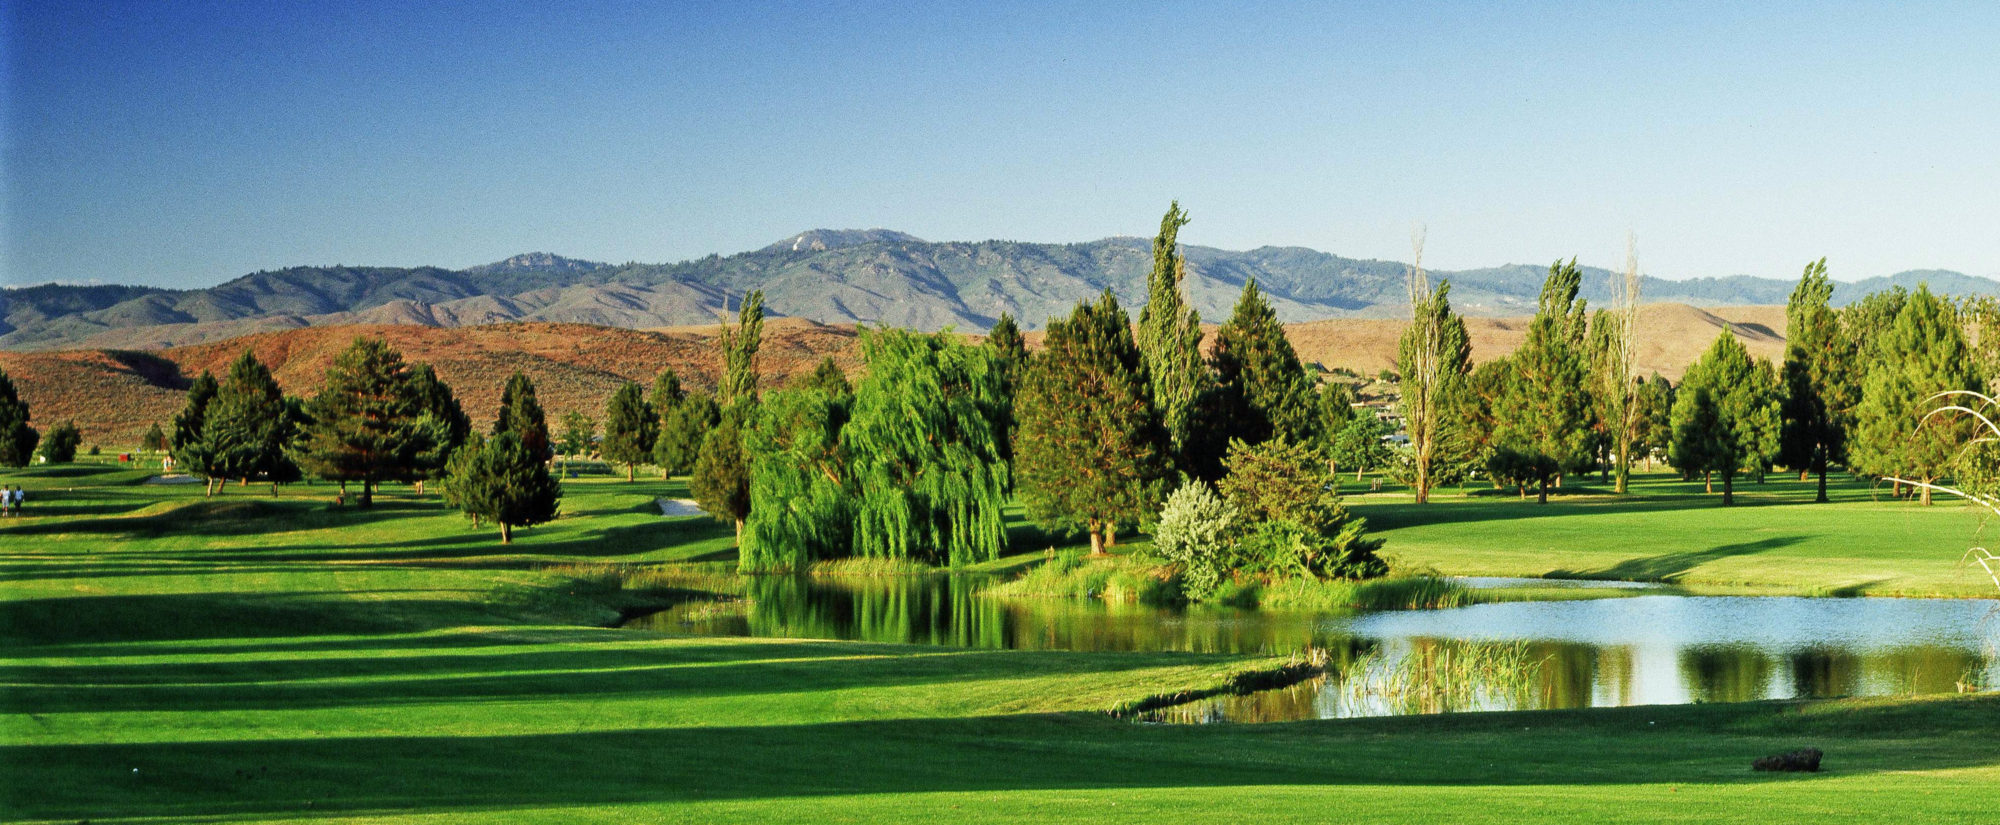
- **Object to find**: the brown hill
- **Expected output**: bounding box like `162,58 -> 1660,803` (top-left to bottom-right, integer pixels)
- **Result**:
0,304 -> 1788,448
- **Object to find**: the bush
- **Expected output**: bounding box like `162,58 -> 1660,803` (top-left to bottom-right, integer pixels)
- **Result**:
37,421 -> 81,464
1219,438 -> 1386,579
1153,480 -> 1241,600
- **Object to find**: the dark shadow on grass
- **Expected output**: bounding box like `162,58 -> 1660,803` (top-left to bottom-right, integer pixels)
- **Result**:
1549,535 -> 1815,582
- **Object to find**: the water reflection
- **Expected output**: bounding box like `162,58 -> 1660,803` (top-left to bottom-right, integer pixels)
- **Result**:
623,576 -> 2000,721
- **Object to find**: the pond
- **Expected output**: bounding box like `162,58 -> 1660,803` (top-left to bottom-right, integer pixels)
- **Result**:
621,575 -> 2000,722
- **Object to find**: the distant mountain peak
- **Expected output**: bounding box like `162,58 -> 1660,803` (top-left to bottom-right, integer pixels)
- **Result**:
765,229 -> 925,253
464,252 -> 607,275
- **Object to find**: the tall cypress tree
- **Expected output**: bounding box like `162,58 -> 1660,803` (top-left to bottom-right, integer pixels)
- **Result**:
493,371 -> 552,463
717,290 -> 765,409
1492,260 -> 1595,503
297,338 -> 423,507
1211,280 -> 1315,449
1397,278 -> 1472,503
601,381 -> 655,481
1136,201 -> 1216,476
200,351 -> 288,495
986,312 -> 1026,468
1778,259 -> 1857,503
1852,285 -> 1979,505
0,368 -> 39,468
1013,290 -> 1168,555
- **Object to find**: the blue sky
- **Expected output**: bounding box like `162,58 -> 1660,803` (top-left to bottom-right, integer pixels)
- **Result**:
6,1 -> 1998,289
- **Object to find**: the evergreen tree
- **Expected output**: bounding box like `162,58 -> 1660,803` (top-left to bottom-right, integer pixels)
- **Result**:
141,422 -> 167,454
601,381 -> 656,481
297,338 -> 424,507
985,312 -> 1027,466
691,411 -> 753,541
1851,285 -> 1980,505
38,421 -> 81,464
655,391 -> 718,477
1670,331 -> 1782,505
559,411 -> 596,460
407,364 -> 472,487
1211,280 -> 1315,448
445,431 -> 561,543
168,371 -> 218,474
800,356 -> 852,399
1777,259 -> 1858,503
0,368 -> 38,468
649,368 -> 686,418
1136,201 -> 1217,477
1329,413 -> 1393,480
842,329 -> 1007,566
1397,278 -> 1472,503
1492,260 -> 1595,503
1314,380 -> 1358,448
1631,374 -> 1675,468
1013,290 -> 1169,555
492,371 -> 552,463
1217,437 -> 1385,579
200,351 -> 288,494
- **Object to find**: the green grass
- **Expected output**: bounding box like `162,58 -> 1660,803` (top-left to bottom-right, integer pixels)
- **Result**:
1350,469 -> 2000,597
5,464 -> 2000,822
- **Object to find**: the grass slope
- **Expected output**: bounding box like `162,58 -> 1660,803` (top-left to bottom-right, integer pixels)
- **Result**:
3,462 -> 1999,823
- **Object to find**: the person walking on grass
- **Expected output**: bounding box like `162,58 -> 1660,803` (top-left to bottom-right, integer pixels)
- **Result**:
12,485 -> 23,516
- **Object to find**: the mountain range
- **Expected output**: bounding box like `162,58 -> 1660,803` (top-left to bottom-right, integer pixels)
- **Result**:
4,229 -> 1993,351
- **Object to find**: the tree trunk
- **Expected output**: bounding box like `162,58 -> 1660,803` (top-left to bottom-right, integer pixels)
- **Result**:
1537,477 -> 1549,505
1105,524 -> 1118,548
1704,471 -> 1712,494
1815,461 -> 1829,504
1800,470 -> 1808,482
358,481 -> 373,508
1722,472 -> 1734,506
1088,519 -> 1107,556
500,521 -> 513,544
627,464 -> 635,482
1921,477 -> 1933,506
1355,466 -> 1363,482
734,517 -> 744,545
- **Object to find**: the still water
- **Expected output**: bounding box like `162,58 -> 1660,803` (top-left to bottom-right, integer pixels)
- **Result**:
622,575 -> 2000,721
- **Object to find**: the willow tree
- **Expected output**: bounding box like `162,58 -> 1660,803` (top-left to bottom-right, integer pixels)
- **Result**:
1136,201 -> 1216,477
1014,290 -> 1168,555
1852,285 -> 1979,505
739,388 -> 850,571
842,329 -> 1008,566
1396,231 -> 1472,504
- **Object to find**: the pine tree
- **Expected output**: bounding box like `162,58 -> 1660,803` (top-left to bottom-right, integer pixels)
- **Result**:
986,312 -> 1027,467
1492,260 -> 1595,503
38,421 -> 81,464
1670,331 -> 1782,505
0,368 -> 38,468
655,391 -> 718,477
407,364 -> 472,489
1397,273 -> 1472,504
1211,280 -> 1315,449
800,356 -> 852,399
200,351 -> 288,495
1777,259 -> 1857,503
1852,285 -> 1979,505
1136,201 -> 1217,477
842,329 -> 1007,566
649,368 -> 686,418
601,381 -> 655,481
445,431 -> 561,543
1013,290 -> 1169,555
1314,380 -> 1358,448
168,371 -> 218,474
141,422 -> 167,454
493,371 -> 552,463
297,338 -> 424,507
691,411 -> 753,541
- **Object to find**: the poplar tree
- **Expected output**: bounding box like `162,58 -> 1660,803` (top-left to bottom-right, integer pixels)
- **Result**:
694,293 -> 765,540
843,329 -> 1007,566
717,290 -> 765,408
1777,259 -> 1857,503
1013,290 -> 1168,555
1397,265 -> 1472,503
1670,331 -> 1782,505
493,371 -> 552,463
201,351 -> 288,494
1492,260 -> 1595,503
1211,280 -> 1315,448
0,368 -> 39,468
655,391 -> 718,477
986,312 -> 1026,466
1592,241 -> 1644,493
1851,285 -> 1979,505
297,338 -> 423,507
602,381 -> 655,481
1136,201 -> 1216,476
446,431 -> 561,543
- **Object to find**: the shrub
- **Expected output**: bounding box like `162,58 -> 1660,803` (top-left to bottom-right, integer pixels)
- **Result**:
1219,438 -> 1386,579
1153,480 -> 1241,600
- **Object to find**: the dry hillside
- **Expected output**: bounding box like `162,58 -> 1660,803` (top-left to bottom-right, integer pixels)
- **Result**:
0,303 -> 1788,447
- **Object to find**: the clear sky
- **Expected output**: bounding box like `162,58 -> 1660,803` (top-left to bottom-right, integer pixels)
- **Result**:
6,1 -> 1998,289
